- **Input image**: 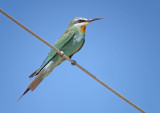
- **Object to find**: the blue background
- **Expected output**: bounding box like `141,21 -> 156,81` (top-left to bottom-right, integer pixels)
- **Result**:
0,0 -> 160,113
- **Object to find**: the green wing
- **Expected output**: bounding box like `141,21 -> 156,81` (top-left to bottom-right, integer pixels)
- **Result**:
36,31 -> 75,74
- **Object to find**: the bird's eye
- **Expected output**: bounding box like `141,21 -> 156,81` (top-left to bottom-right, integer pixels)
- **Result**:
78,20 -> 82,23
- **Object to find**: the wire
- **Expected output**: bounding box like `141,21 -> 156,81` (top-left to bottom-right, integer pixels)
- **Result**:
0,9 -> 146,113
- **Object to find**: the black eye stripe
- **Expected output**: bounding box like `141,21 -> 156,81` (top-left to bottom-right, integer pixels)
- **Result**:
73,20 -> 86,24
77,20 -> 86,23
78,20 -> 82,23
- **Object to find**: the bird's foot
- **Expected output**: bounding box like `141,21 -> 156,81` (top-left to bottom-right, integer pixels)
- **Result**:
71,60 -> 77,65
59,51 -> 64,56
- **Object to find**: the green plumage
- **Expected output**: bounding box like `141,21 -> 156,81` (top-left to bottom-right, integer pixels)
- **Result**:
18,17 -> 102,101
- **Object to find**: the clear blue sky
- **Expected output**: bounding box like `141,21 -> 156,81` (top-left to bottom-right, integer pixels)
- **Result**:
0,0 -> 160,113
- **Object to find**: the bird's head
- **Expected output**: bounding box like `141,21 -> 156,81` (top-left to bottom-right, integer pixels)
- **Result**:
68,17 -> 103,33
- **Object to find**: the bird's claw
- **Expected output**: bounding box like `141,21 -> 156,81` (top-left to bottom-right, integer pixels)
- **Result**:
59,51 -> 64,56
71,60 -> 77,65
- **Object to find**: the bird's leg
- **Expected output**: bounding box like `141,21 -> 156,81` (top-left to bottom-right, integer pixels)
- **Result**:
71,60 -> 77,65
59,51 -> 64,57
69,55 -> 76,65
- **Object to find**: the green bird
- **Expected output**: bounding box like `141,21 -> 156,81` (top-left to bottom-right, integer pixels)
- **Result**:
18,17 -> 103,101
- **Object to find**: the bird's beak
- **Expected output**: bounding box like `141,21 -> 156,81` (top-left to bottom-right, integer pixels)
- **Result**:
87,18 -> 104,22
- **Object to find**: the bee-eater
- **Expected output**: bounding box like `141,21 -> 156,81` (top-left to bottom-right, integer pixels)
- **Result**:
18,17 -> 103,101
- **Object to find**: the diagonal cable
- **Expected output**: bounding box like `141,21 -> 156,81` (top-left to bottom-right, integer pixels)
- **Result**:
0,9 -> 146,113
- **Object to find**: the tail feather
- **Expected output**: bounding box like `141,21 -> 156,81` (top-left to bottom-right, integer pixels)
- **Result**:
29,69 -> 39,78
29,69 -> 44,91
17,88 -> 30,101
18,69 -> 45,101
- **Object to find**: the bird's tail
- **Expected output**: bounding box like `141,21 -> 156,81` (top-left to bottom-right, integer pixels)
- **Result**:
17,87 -> 30,101
29,69 -> 39,78
18,69 -> 45,101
